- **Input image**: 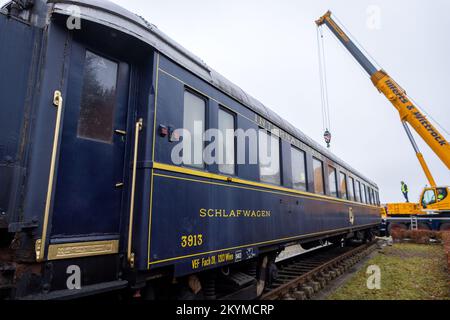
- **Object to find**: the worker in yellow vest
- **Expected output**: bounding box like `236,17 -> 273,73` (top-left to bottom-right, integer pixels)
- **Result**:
437,188 -> 446,202
401,181 -> 409,203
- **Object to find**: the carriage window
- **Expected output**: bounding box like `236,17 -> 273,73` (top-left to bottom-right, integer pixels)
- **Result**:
313,158 -> 325,195
218,108 -> 235,175
361,184 -> 367,204
259,130 -> 281,185
348,177 -> 355,201
291,147 -> 307,191
77,51 -> 118,143
355,180 -> 361,203
339,172 -> 348,199
183,91 -> 206,168
369,188 -> 374,205
328,166 -> 338,197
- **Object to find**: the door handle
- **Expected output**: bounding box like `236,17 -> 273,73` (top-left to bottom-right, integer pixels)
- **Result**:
114,129 -> 127,136
127,118 -> 143,268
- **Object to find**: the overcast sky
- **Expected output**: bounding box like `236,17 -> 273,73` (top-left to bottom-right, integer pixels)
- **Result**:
4,0 -> 448,203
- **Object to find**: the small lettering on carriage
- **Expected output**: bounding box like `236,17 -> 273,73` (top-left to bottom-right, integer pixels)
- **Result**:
199,208 -> 271,218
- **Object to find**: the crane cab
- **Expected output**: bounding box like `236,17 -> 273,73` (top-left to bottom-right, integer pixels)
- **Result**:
420,186 -> 450,212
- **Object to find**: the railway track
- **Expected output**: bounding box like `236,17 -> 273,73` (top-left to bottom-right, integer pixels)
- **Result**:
260,241 -> 378,300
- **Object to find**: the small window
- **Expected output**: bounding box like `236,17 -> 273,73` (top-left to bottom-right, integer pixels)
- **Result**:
369,188 -> 374,205
77,51 -> 118,143
291,147 -> 307,191
218,108 -> 235,175
313,158 -> 325,195
183,91 -> 206,168
437,188 -> 448,202
348,177 -> 355,202
328,166 -> 338,197
259,130 -> 281,185
364,185 -> 369,204
339,172 -> 348,199
355,180 -> 362,203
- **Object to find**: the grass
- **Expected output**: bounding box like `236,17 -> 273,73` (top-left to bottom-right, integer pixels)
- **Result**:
328,243 -> 449,300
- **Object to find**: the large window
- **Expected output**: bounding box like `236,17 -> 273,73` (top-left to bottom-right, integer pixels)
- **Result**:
259,130 -> 281,185
313,158 -> 325,195
355,180 -> 362,203
218,108 -> 235,175
339,172 -> 348,199
328,166 -> 338,197
77,51 -> 118,143
183,91 -> 206,168
348,177 -> 355,202
291,147 -> 307,191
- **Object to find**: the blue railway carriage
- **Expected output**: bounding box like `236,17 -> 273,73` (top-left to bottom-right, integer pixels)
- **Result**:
0,0 -> 381,299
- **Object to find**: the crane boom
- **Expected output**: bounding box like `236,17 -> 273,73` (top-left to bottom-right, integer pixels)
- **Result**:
316,11 -> 450,187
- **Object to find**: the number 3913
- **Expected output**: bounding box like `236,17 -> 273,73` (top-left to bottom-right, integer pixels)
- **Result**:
181,234 -> 203,248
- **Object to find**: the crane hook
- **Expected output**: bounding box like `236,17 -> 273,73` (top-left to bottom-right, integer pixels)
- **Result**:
324,129 -> 332,148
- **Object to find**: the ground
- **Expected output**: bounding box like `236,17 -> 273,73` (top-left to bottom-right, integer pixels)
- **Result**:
328,243 -> 450,300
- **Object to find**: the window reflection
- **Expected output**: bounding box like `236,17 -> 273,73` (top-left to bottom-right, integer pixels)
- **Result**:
77,51 -> 118,144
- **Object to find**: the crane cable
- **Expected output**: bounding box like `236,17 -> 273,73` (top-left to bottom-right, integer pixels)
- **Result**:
316,26 -> 332,148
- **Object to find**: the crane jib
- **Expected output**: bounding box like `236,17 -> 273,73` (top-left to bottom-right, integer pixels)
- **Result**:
412,112 -> 447,147
384,79 -> 447,147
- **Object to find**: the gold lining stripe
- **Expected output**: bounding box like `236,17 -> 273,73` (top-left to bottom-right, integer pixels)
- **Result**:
47,240 -> 119,261
152,162 -> 378,208
148,223 -> 378,266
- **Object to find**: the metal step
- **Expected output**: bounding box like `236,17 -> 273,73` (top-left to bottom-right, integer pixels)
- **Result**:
227,272 -> 255,287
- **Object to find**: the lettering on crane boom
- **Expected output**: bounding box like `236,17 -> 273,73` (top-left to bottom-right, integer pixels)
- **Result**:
385,80 -> 447,147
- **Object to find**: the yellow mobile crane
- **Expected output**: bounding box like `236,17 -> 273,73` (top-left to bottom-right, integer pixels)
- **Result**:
316,11 -> 450,231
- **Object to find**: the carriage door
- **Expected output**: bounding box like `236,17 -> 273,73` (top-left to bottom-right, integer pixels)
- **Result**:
51,41 -> 130,240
